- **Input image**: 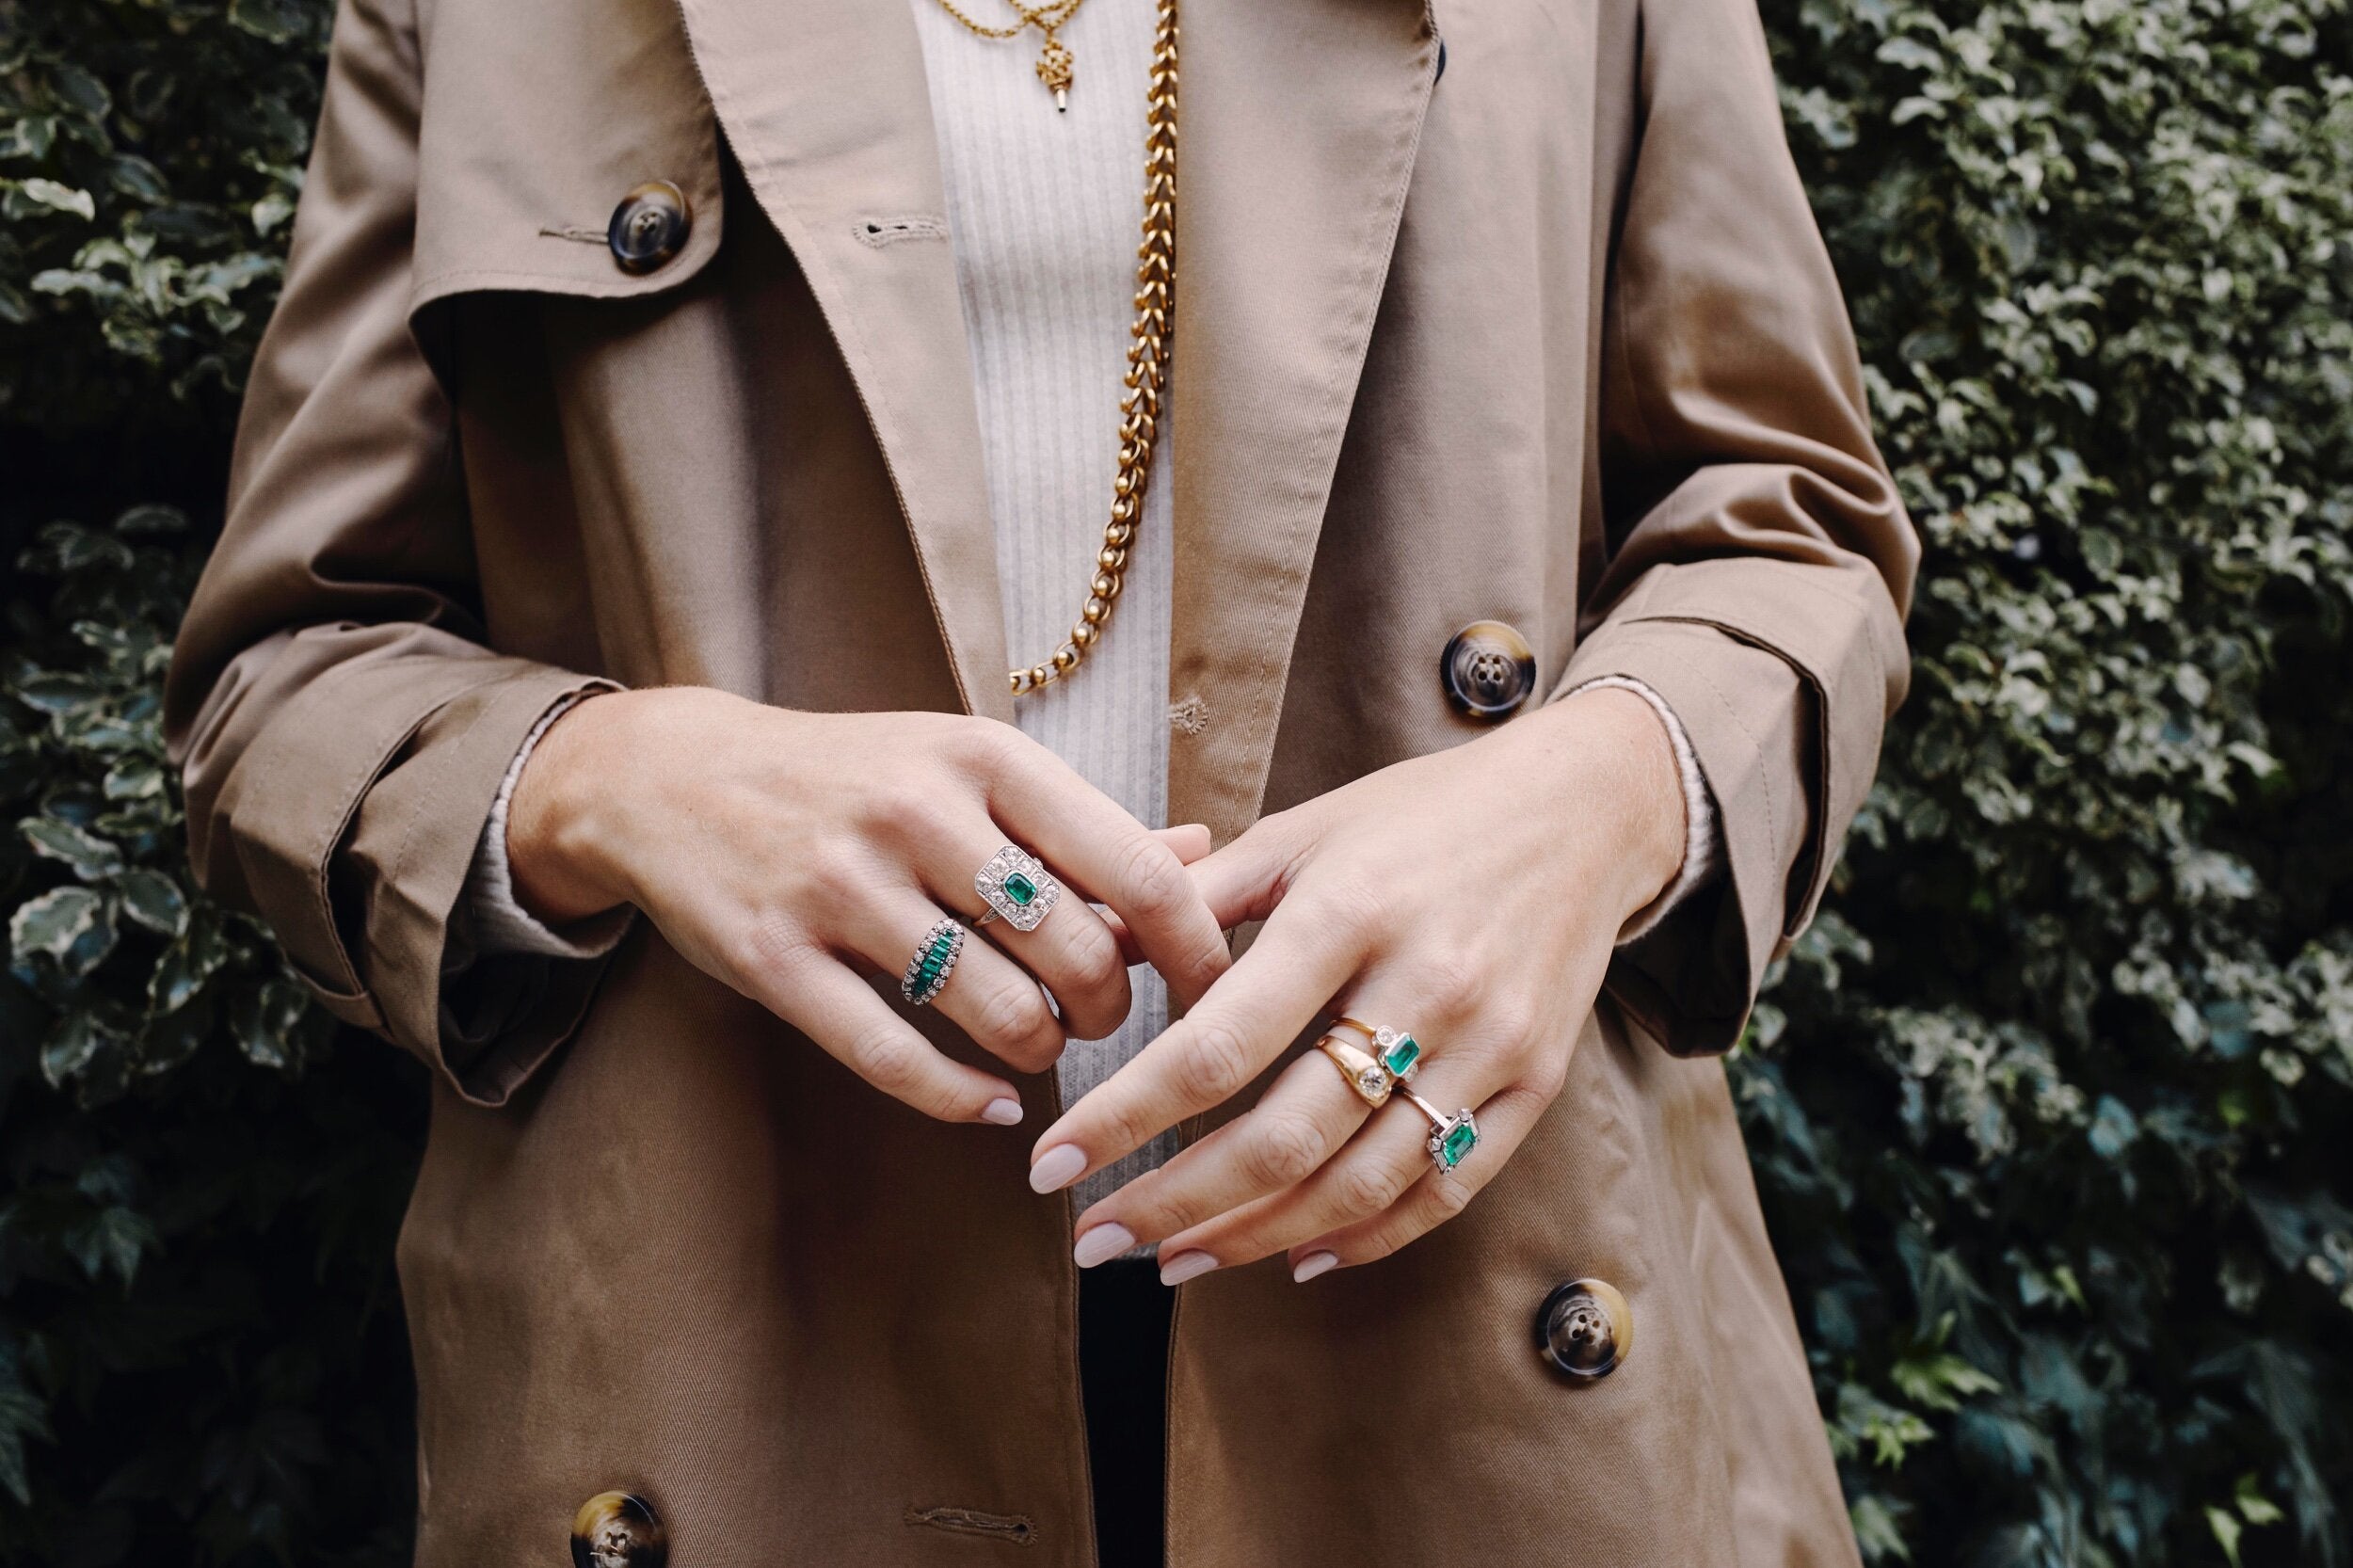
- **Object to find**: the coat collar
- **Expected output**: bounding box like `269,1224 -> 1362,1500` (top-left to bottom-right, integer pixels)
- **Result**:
673,0 -> 1438,816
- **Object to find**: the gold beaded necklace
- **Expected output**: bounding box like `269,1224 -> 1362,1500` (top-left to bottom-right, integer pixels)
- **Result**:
928,0 -> 1177,696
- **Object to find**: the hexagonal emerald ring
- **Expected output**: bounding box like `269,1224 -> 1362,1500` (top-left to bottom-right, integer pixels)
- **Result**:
974,844 -> 1063,934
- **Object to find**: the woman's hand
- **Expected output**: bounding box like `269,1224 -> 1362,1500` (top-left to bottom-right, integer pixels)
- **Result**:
504,687 -> 1233,1126
1029,687 -> 1688,1281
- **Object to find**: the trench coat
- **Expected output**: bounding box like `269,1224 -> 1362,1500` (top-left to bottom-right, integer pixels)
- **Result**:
164,0 -> 1921,1559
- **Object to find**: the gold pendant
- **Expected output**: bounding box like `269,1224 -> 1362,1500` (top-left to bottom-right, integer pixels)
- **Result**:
1035,34 -> 1074,111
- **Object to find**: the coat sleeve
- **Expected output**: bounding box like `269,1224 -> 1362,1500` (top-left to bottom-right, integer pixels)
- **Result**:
163,0 -> 622,1106
1556,0 -> 1921,1054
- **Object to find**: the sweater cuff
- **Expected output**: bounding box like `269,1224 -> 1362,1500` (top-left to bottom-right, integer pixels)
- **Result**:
463,692 -> 636,960
1565,675 -> 1723,946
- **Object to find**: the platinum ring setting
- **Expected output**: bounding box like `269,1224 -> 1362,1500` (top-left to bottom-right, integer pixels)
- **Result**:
975,844 -> 1062,933
1397,1086 -> 1480,1174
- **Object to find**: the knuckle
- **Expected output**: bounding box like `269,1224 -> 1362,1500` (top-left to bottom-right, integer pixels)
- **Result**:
1418,948 -> 1485,1019
1522,1049 -> 1570,1102
973,977 -> 1055,1052
862,780 -> 936,842
958,716 -> 1033,779
1425,1172 -> 1476,1220
1180,1017 -> 1258,1103
1240,1112 -> 1327,1191
1112,834 -> 1190,919
1308,872 -> 1396,952
737,910 -> 815,976
1059,915 -> 1127,992
1093,1096 -> 1158,1161
1336,1159 -> 1407,1217
851,1028 -> 928,1096
801,846 -> 872,907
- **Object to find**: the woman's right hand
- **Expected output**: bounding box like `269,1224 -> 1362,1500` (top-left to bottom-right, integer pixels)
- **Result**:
500,687 -> 1233,1126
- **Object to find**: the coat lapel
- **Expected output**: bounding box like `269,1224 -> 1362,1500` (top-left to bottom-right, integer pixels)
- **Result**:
671,0 -> 1016,721
673,0 -> 1438,755
1164,0 -> 1441,843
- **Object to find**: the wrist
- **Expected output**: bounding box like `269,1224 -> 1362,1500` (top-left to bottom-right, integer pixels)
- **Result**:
1525,686 -> 1689,922
505,689 -> 646,924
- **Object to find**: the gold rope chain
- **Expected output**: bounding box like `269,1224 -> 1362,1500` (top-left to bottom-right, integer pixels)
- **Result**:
1009,0 -> 1177,696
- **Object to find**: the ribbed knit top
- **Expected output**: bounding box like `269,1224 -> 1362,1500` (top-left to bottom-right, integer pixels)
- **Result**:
908,0 -> 1181,1207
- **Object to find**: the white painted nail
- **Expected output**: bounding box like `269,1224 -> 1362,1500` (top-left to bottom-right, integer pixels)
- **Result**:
1159,1250 -> 1219,1287
1073,1224 -> 1137,1269
1029,1144 -> 1087,1193
981,1097 -> 1024,1127
1291,1250 -> 1340,1284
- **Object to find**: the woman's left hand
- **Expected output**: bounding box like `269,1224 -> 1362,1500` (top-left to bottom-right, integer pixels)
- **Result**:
1027,686 -> 1690,1283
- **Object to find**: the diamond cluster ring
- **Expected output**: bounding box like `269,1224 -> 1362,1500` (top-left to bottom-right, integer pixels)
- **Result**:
974,844 -> 1062,932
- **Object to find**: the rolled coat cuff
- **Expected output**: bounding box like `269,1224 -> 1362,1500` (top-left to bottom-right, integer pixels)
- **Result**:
1557,556 -> 1907,1055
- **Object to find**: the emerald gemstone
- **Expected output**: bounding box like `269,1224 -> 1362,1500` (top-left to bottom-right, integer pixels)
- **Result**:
1003,871 -> 1039,906
1438,1117 -> 1479,1169
1380,1033 -> 1421,1078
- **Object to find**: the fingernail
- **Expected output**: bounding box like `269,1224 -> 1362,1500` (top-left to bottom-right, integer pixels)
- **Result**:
1029,1144 -> 1087,1193
1291,1250 -> 1340,1283
980,1097 -> 1024,1127
1159,1250 -> 1219,1287
1073,1224 -> 1137,1268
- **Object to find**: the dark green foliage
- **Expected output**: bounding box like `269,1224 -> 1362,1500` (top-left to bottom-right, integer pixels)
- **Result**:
1743,0 -> 2353,1560
1,0 -> 2347,1562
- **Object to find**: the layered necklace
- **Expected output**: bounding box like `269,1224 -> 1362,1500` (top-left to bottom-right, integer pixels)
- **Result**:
926,0 -> 1179,696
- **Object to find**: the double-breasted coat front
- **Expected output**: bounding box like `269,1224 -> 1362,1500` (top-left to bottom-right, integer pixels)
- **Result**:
165,0 -> 1920,1560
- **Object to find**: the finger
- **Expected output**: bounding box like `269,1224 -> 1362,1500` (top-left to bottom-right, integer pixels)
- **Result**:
1105,824 -> 1216,965
1157,823 -> 1214,864
908,807 -> 1134,1043
985,744 -> 1233,1012
835,889 -> 1064,1076
1287,1081 -> 1550,1279
1152,1046 -> 1513,1275
743,944 -> 1024,1126
1068,1045 -> 1373,1260
1028,890 -> 1364,1192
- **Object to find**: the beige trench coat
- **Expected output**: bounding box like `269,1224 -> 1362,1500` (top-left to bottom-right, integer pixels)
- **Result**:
165,0 -> 1920,1560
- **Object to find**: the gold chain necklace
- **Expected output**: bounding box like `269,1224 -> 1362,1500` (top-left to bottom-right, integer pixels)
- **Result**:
931,0 -> 1088,110
1007,0 -> 1177,696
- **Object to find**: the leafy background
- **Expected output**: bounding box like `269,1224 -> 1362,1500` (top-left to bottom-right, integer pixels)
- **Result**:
1,0 -> 2347,1561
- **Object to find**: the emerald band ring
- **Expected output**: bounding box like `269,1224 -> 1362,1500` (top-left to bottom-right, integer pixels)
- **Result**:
1397,1087 -> 1480,1174
901,919 -> 967,1007
974,844 -> 1062,933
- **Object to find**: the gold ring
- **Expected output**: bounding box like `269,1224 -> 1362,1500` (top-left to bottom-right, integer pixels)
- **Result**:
1317,1035 -> 1394,1108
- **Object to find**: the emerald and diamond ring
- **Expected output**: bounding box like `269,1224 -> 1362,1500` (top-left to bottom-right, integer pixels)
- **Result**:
901,919 -> 967,1007
974,844 -> 1062,933
1397,1087 -> 1481,1174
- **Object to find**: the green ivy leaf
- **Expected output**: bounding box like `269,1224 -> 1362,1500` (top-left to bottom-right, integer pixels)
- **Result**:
9,884 -> 105,964
115,868 -> 189,937
22,815 -> 123,879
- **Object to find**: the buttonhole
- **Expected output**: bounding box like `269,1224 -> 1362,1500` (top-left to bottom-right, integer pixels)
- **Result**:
1168,695 -> 1209,736
856,213 -> 950,248
904,1505 -> 1037,1546
537,224 -> 609,246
